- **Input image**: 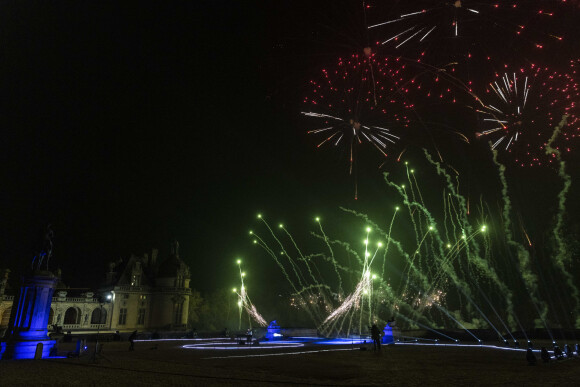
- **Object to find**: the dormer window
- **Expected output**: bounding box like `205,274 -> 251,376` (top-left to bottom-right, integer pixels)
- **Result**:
131,274 -> 141,286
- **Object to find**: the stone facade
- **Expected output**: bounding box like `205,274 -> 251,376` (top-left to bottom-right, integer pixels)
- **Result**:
0,245 -> 192,336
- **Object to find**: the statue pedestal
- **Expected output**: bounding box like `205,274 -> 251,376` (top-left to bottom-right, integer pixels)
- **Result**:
382,323 -> 399,345
265,320 -> 281,340
0,272 -> 58,360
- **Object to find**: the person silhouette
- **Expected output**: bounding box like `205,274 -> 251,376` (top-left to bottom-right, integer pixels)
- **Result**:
128,330 -> 137,351
371,324 -> 381,351
540,347 -> 551,363
526,348 -> 536,365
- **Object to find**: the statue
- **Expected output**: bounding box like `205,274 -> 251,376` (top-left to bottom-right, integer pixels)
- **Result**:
171,239 -> 180,257
31,224 -> 54,272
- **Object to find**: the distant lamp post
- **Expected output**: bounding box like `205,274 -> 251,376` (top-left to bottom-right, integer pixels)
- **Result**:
90,292 -> 112,363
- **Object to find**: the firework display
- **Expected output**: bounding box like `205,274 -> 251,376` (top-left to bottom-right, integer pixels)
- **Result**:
474,62 -> 579,166
232,1 -> 580,340
248,155 -> 562,336
233,259 -> 268,329
302,53 -> 415,197
367,1 -> 564,60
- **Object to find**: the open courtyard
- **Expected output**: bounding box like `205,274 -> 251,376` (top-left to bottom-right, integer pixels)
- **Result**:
1,338 -> 580,386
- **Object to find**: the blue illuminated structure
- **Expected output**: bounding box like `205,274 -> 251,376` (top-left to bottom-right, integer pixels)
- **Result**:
382,322 -> 395,345
0,271 -> 58,360
265,320 -> 282,340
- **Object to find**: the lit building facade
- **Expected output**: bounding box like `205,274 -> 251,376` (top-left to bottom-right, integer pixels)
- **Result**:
0,244 -> 191,336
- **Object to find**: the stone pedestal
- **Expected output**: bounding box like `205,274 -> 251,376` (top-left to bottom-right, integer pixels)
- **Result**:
0,272 -> 58,360
382,323 -> 397,345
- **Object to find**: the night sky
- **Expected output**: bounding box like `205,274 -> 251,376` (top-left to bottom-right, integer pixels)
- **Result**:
1,0 -> 580,302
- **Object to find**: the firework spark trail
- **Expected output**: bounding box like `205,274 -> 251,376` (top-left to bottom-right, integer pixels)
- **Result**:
400,181 -> 422,250
442,191 -> 452,243
410,167 -> 441,280
234,263 -> 268,328
260,218 -> 308,290
403,226 -> 435,296
317,220 -> 407,336
307,239 -> 358,275
405,164 -> 430,280
339,207 -> 431,294
316,218 -> 343,296
378,258 -> 460,329
397,155 -> 514,329
375,270 -> 437,328
340,207 -> 469,330
260,218 -> 342,324
446,194 -> 460,247
382,173 -> 421,293
254,233 -> 329,324
383,173 -> 476,309
240,286 -> 268,327
544,115 -> 580,326
428,229 -> 485,294
251,229 -> 323,324
423,150 -> 518,327
320,271 -> 371,336
445,193 -> 468,279
491,149 -> 548,328
251,231 -> 297,291
381,208 -> 399,279
478,198 -> 493,264
282,227 -> 320,286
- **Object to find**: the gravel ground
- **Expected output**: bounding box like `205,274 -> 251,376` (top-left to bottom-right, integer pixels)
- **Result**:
1,340 -> 579,386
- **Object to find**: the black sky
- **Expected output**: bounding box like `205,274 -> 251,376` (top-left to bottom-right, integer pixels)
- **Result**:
0,1 -> 353,291
1,1 -> 579,295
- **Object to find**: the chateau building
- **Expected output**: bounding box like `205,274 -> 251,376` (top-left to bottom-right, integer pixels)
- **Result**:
0,243 -> 191,337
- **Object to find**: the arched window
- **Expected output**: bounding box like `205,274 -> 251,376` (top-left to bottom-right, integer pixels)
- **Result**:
64,307 -> 80,324
48,308 -> 54,325
90,308 -> 107,324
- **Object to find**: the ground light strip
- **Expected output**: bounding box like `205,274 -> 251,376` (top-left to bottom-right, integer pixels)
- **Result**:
201,347 -> 354,360
396,341 -> 576,358
182,341 -> 305,350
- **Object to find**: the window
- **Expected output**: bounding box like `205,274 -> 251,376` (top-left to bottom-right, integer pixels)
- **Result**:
91,308 -> 107,324
137,308 -> 146,325
118,308 -> 128,325
64,307 -> 80,324
131,274 -> 141,286
173,303 -> 183,325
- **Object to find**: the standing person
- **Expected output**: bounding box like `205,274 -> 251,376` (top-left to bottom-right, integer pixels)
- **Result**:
371,324 -> 381,351
128,330 -> 137,351
541,347 -> 551,363
526,348 -> 537,365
